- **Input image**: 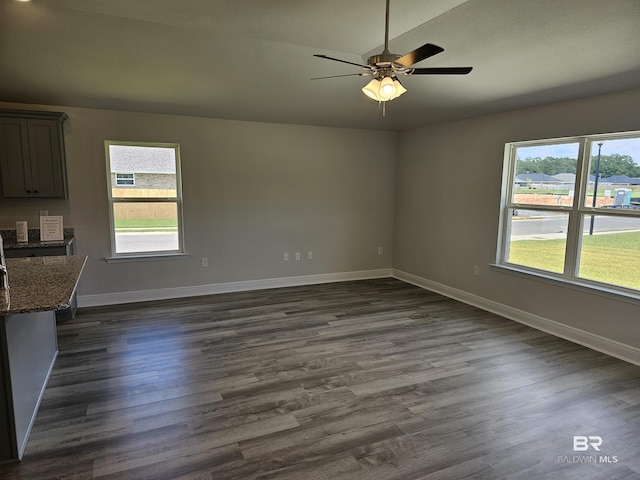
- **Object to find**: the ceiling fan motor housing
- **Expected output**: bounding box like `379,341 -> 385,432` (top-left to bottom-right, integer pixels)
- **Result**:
369,52 -> 400,66
367,52 -> 412,75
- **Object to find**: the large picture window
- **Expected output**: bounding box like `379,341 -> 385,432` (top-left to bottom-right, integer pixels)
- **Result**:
105,141 -> 184,257
497,132 -> 640,296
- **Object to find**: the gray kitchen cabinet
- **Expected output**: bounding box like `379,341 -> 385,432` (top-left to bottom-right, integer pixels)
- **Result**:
0,109 -> 68,198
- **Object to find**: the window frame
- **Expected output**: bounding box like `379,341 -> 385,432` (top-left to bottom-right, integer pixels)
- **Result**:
496,131 -> 640,299
105,140 -> 185,260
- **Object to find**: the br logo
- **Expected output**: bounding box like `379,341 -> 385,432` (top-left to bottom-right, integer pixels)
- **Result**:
573,436 -> 603,452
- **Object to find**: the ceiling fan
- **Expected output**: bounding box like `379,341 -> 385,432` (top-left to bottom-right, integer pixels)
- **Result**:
313,0 -> 472,107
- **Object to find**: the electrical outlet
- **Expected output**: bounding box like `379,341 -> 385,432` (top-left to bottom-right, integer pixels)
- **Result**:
473,265 -> 479,276
295,252 -> 301,261
201,257 -> 208,267
284,252 -> 289,261
307,251 -> 313,260
40,210 -> 48,216
378,247 -> 384,255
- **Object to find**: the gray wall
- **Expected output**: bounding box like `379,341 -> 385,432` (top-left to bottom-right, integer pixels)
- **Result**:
1,89 -> 639,352
0,103 -> 396,298
393,87 -> 640,350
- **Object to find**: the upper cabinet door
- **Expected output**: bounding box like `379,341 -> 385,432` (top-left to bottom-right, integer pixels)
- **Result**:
0,118 -> 33,197
27,119 -> 65,197
0,109 -> 68,198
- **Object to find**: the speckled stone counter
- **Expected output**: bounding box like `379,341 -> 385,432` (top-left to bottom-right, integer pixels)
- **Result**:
0,255 -> 87,315
0,228 -> 74,250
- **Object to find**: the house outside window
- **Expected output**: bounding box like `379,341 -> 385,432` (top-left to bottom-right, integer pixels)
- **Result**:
105,141 -> 184,257
497,131 -> 640,296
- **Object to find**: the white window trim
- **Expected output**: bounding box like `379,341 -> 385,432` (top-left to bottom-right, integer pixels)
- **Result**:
496,131 -> 640,301
105,140 -> 185,259
105,252 -> 190,263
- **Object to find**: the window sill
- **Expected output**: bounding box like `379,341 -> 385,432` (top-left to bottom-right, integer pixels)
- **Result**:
489,263 -> 640,306
105,253 -> 190,264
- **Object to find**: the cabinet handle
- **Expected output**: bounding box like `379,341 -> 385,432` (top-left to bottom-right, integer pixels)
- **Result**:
34,190 -> 38,194
26,190 -> 31,193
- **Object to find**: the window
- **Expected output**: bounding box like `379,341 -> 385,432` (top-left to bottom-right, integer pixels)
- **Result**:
497,131 -> 640,296
115,173 -> 135,186
105,141 -> 184,257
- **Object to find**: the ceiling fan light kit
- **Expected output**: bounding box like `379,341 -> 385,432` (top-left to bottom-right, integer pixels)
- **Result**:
362,76 -> 406,102
379,76 -> 397,98
362,79 -> 382,100
314,0 -> 472,113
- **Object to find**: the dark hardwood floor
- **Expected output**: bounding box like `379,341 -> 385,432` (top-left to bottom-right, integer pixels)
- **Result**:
1,278 -> 639,479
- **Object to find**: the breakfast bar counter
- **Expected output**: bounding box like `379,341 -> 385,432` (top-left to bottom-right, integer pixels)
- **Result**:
0,256 -> 86,315
0,255 -> 86,462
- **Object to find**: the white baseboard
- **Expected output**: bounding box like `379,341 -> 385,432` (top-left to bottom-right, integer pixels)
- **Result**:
78,268 -> 393,308
393,269 -> 640,367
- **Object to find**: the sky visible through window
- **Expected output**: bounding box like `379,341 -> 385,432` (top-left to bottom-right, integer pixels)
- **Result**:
517,138 -> 640,165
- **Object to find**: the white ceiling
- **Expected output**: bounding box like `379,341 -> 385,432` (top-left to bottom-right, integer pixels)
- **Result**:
1,0 -> 639,131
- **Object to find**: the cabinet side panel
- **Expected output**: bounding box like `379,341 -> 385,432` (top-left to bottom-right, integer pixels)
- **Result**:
5,311 -> 57,459
0,320 -> 18,461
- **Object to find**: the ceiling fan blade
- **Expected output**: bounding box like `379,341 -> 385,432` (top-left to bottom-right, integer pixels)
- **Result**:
410,67 -> 473,75
311,73 -> 370,80
395,43 -> 444,67
313,54 -> 372,70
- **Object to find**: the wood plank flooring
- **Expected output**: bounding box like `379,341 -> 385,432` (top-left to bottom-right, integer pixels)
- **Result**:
1,278 -> 639,479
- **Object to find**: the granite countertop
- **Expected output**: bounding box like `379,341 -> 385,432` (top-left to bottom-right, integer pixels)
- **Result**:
0,256 -> 87,315
1,228 -> 74,249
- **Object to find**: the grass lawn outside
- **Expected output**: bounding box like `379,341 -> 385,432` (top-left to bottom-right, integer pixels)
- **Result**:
508,231 -> 640,291
115,219 -> 178,232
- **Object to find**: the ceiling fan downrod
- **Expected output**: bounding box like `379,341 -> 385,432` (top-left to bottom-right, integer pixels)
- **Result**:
383,0 -> 391,54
